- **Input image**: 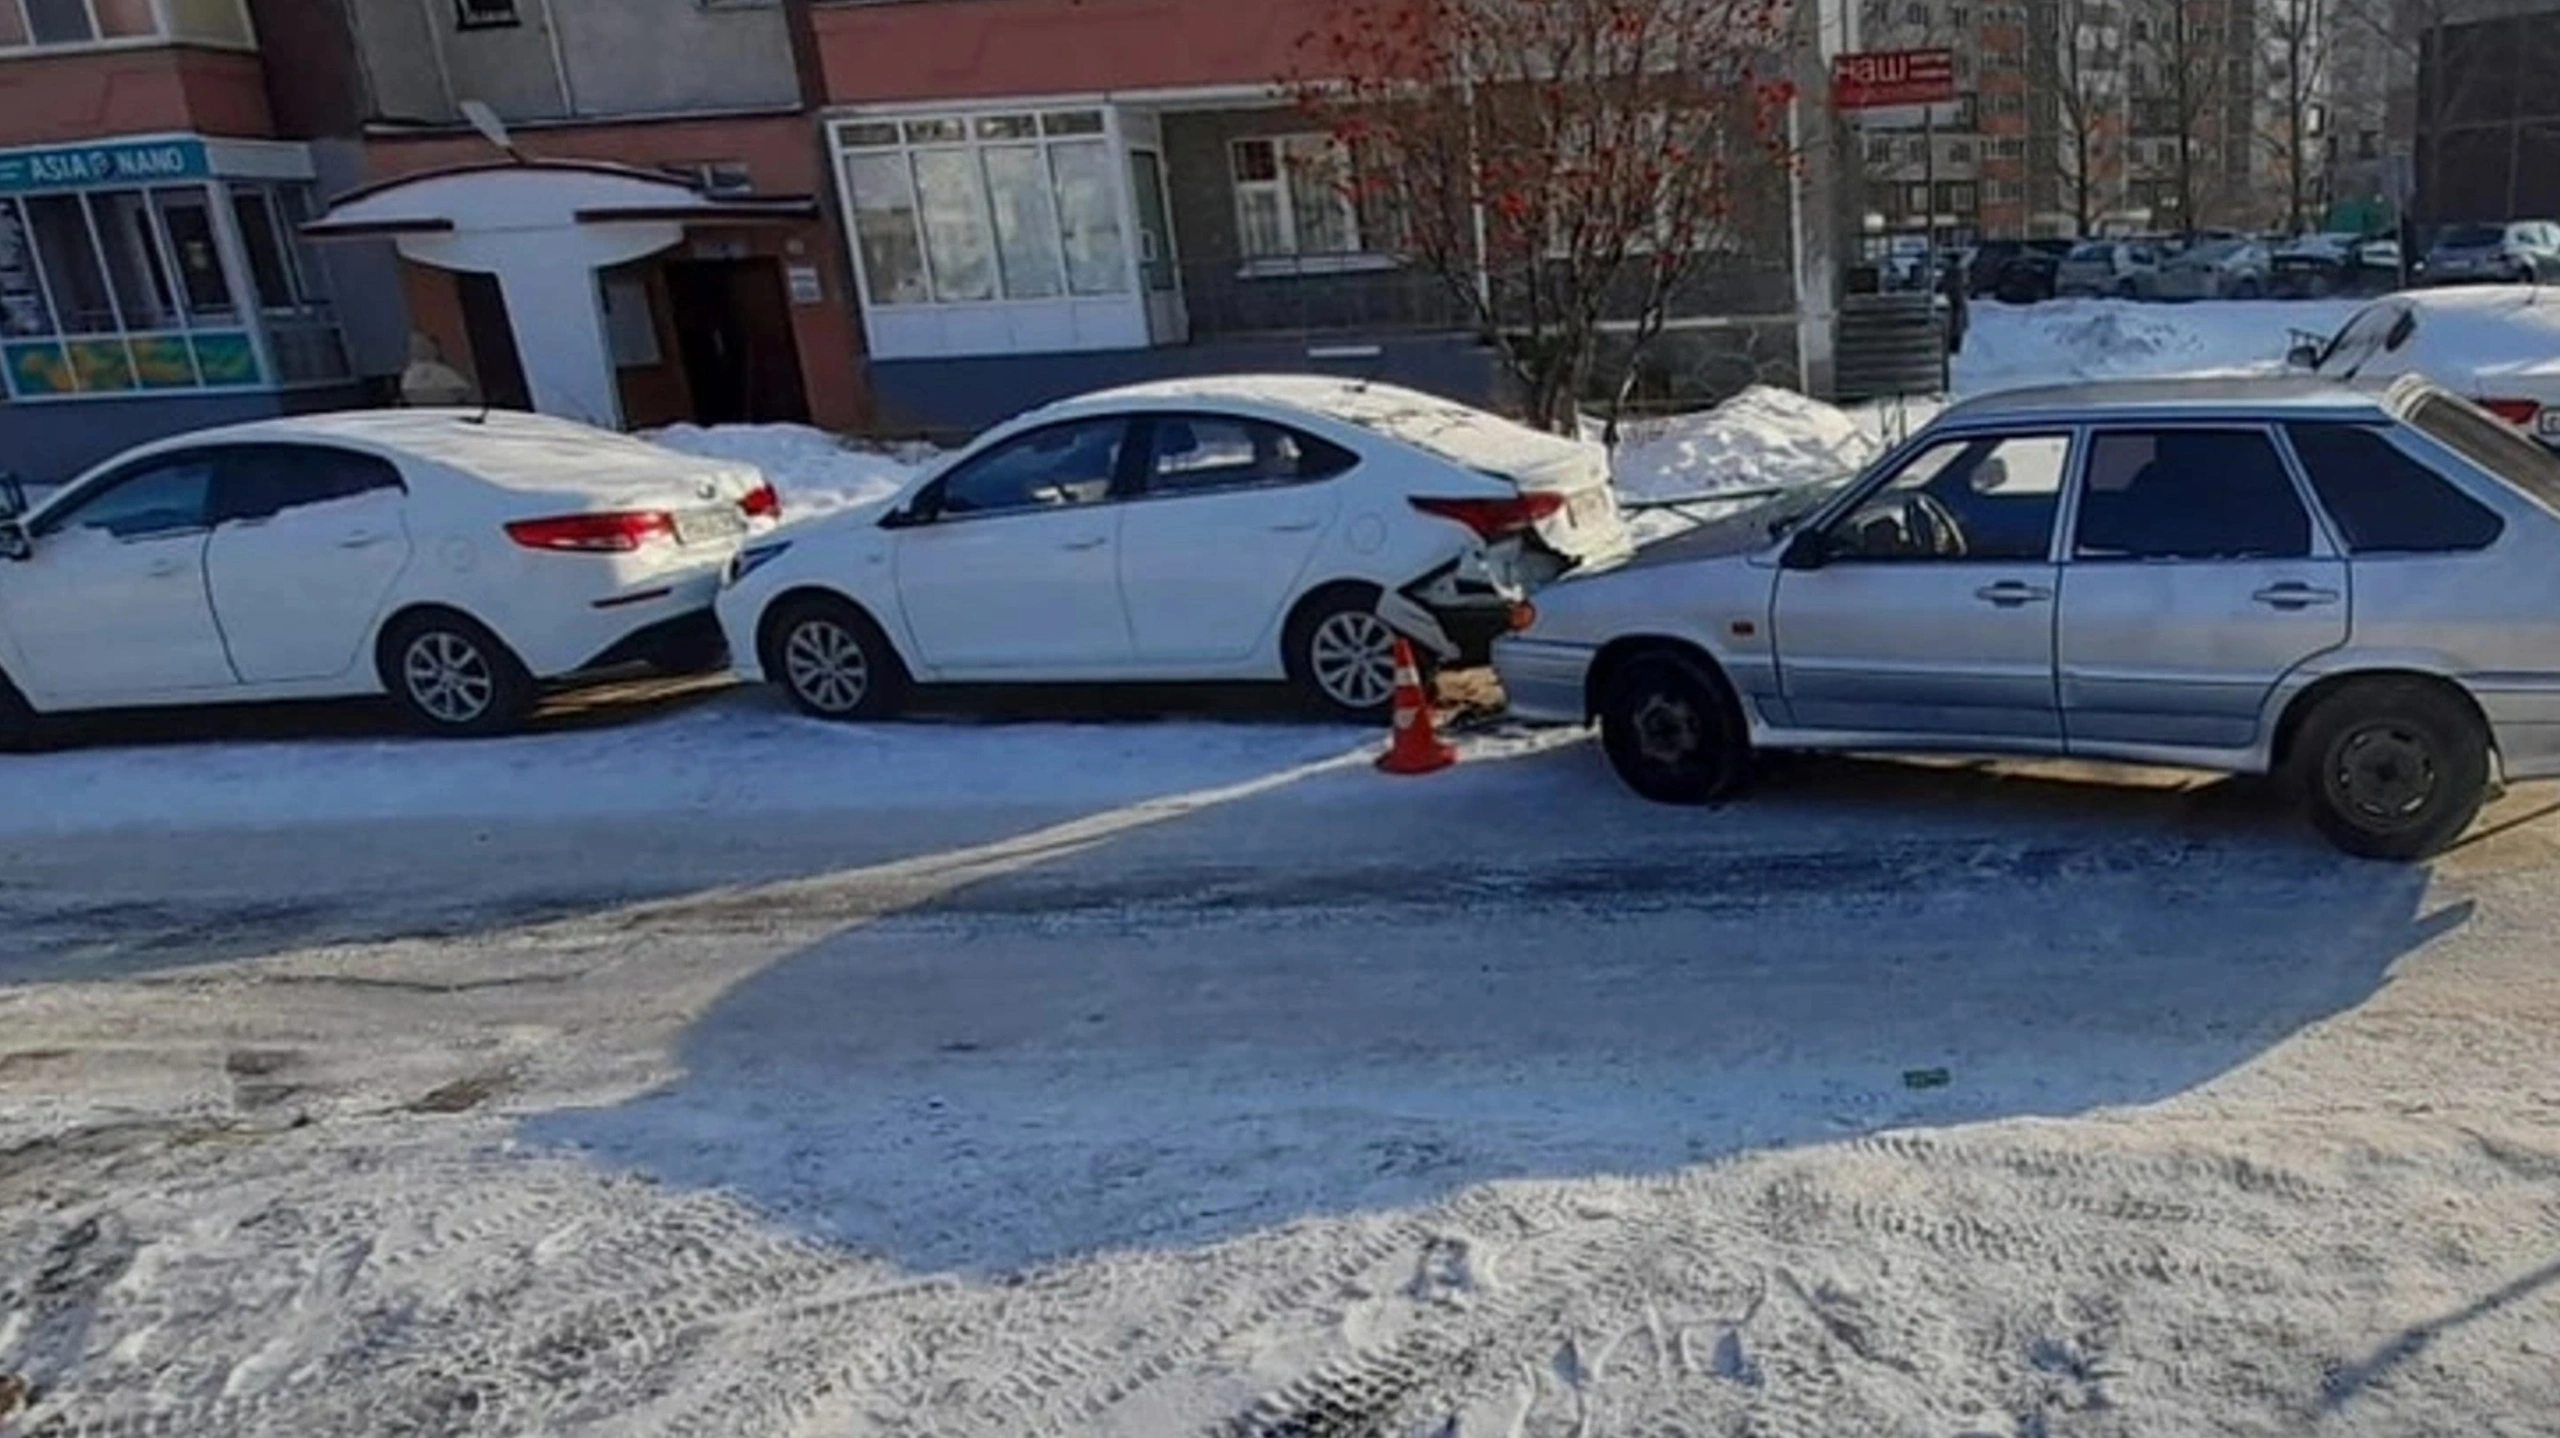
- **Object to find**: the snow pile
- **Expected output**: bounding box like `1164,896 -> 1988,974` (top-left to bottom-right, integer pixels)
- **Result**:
647,423 -> 929,520
1608,385 -> 1883,502
1956,297 -> 2364,395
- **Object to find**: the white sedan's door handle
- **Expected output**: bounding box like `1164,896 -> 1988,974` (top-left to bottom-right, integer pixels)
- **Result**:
338,530 -> 388,549
1268,520 -> 1322,534
145,556 -> 187,578
1060,536 -> 1109,551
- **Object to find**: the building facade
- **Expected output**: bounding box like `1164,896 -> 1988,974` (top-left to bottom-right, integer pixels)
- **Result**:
803,0 -> 1819,434
1,0 -> 384,481
305,0 -> 866,435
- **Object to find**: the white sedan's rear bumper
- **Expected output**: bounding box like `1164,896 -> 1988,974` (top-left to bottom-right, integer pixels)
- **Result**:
1491,637 -> 1594,725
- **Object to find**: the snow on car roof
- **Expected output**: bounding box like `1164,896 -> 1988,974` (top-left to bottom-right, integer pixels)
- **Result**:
2392,286 -> 2560,381
185,408 -> 744,492
1056,374 -> 1598,472
1942,374 -> 2387,421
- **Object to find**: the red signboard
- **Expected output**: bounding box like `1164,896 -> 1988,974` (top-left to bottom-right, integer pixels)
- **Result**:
1830,48 -> 1958,109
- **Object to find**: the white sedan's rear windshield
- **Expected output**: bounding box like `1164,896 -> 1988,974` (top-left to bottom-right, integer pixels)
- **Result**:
2406,392 -> 2560,513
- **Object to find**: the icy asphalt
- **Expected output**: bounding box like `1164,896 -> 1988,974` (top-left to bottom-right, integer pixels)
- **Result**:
3,691 -> 2559,1436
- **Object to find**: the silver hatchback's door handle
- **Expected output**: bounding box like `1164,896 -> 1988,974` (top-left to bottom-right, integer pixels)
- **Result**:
339,530 -> 388,549
145,556 -> 186,578
1973,581 -> 2053,607
2252,582 -> 2340,609
1060,536 -> 1109,551
1268,520 -> 1321,534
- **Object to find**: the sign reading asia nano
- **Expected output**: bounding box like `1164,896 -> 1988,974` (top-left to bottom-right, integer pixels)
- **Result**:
0,138 -> 211,195
1830,49 -> 1958,110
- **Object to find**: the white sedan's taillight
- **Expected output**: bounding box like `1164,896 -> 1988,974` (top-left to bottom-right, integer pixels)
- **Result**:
2478,397 -> 2542,429
504,511 -> 676,552
1410,493 -> 1567,540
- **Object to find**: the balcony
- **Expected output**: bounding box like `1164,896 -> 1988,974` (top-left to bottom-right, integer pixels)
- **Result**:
0,0 -> 254,54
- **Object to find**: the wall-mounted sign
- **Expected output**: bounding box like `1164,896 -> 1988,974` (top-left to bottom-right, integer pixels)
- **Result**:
0,138 -> 210,194
786,263 -> 824,306
1830,50 -> 1957,111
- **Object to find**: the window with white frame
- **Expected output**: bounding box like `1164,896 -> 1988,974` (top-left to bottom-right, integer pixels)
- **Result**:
835,110 -> 1130,309
0,180 -> 342,399
1230,135 -> 1365,259
0,0 -> 254,47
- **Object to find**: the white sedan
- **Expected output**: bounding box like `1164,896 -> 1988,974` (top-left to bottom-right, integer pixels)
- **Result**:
717,376 -> 1633,719
0,409 -> 779,744
2293,285 -> 2560,447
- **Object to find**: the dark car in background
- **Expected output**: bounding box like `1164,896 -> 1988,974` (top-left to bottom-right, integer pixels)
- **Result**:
1972,239 -> 2074,302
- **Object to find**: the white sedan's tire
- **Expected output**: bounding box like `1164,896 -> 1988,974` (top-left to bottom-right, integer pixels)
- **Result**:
1285,585 -> 1406,721
765,596 -> 907,722
378,611 -> 537,738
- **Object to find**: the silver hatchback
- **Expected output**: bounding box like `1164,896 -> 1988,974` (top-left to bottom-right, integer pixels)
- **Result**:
1495,375 -> 2560,858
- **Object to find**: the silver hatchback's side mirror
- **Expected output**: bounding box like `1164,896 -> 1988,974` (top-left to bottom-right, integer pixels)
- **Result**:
0,473 -> 23,523
0,521 -> 28,563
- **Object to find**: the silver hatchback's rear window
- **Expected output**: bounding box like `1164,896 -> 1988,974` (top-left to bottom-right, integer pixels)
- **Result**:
2402,390 -> 2560,515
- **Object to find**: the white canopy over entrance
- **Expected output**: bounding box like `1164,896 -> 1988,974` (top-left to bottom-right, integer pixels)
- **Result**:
305,160 -> 810,427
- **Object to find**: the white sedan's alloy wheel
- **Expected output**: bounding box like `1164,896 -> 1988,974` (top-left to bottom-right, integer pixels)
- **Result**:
403,631 -> 496,726
1309,610 -> 1399,712
784,617 -> 872,714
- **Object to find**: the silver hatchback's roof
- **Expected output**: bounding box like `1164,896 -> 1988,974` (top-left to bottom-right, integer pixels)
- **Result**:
1938,375 -> 2392,426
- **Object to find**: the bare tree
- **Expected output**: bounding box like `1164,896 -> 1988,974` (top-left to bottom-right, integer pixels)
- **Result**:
2129,0 -> 2234,229
2258,0 -> 2326,233
1289,0 -> 1800,433
2042,0 -> 2124,234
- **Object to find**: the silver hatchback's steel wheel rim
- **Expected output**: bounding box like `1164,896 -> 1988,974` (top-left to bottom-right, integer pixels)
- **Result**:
403,631 -> 494,725
1631,690 -> 1705,769
1309,611 -> 1398,710
784,618 -> 871,714
2331,724 -> 2438,827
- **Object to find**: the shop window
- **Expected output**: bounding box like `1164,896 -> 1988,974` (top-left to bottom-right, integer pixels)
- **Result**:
0,182 -> 341,400
835,111 -> 1131,309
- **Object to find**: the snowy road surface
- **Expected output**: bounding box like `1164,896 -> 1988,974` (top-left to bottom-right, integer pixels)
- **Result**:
5,709 -> 2560,1436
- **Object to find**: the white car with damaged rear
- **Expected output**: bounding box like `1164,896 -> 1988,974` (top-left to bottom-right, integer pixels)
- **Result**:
0,409 -> 781,745
716,376 -> 1632,720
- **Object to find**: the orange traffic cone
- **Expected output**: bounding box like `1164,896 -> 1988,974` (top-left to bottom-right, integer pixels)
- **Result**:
1376,636 -> 1457,776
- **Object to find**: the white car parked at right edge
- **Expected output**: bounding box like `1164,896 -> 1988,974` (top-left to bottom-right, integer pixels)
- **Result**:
717,375 -> 1633,720
0,409 -> 780,745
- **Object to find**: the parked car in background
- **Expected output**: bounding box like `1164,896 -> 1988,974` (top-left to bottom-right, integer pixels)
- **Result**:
1967,239 -> 2073,299
0,411 -> 780,745
2154,238 -> 2273,299
718,376 -> 1634,722
1991,243 -> 2074,303
2290,286 -> 2560,448
2271,234 -> 2365,296
2056,239 -> 2162,298
2423,221 -> 2560,284
1494,374 -> 2560,859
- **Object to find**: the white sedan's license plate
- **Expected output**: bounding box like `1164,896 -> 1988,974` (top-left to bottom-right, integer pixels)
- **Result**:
675,505 -> 747,545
